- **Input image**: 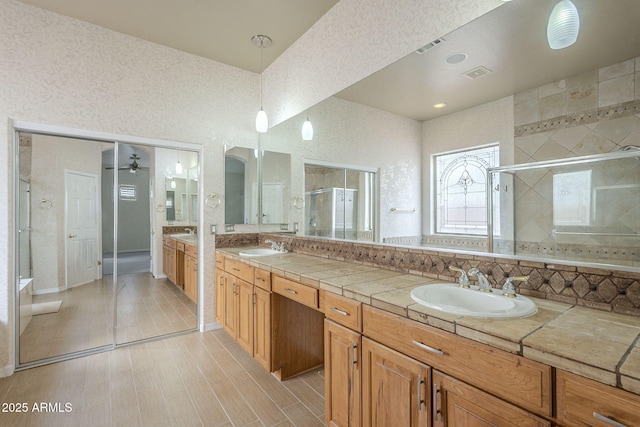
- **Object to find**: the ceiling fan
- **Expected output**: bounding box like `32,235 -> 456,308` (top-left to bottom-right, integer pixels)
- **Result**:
105,153 -> 149,173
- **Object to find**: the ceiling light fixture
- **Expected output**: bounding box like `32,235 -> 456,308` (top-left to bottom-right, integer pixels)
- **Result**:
433,103 -> 447,109
302,116 -> 313,141
547,0 -> 580,50
175,152 -> 183,174
445,53 -> 467,65
252,35 -> 272,133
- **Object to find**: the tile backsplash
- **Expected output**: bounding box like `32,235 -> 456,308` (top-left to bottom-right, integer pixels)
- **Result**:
223,233 -> 640,317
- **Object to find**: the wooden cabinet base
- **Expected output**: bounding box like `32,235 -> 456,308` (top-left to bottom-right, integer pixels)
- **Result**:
271,293 -> 324,380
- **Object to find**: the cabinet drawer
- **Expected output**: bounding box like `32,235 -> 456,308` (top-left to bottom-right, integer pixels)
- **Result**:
362,305 -> 552,417
272,275 -> 318,309
254,268 -> 271,291
185,244 -> 197,258
225,258 -> 254,283
163,237 -> 176,249
556,370 -> 640,426
176,241 -> 185,252
216,253 -> 225,269
325,292 -> 362,332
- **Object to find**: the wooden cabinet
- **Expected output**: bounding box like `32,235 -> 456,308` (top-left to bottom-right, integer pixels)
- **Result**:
253,286 -> 271,371
432,371 -> 550,427
215,268 -> 225,325
223,273 -> 238,337
556,370 -> 640,427
236,279 -> 254,354
272,274 -> 319,309
184,244 -> 197,303
362,305 -> 552,418
325,319 -> 361,427
362,337 -> 430,427
162,238 -> 176,284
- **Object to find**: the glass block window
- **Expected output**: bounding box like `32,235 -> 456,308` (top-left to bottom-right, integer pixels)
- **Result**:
434,145 -> 499,235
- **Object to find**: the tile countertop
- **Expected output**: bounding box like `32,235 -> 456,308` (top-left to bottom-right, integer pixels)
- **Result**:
217,248 -> 640,395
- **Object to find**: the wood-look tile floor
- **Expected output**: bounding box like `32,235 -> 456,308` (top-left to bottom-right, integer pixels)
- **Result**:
19,273 -> 196,363
1,330 -> 325,427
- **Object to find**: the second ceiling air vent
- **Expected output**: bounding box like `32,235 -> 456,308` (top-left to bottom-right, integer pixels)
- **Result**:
415,38 -> 445,54
463,66 -> 493,79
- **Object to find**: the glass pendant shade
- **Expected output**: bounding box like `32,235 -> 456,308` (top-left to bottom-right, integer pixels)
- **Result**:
256,108 -> 268,133
301,118 -> 313,141
170,179 -> 176,189
175,160 -> 183,174
547,0 -> 580,50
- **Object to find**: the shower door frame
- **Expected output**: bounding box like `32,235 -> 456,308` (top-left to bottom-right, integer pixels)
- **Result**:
12,120 -> 204,370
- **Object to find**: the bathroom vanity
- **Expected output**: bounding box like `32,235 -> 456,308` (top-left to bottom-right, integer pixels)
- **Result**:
215,245 -> 640,426
162,234 -> 198,303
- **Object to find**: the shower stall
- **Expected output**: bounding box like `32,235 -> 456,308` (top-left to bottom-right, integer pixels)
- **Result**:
488,149 -> 640,268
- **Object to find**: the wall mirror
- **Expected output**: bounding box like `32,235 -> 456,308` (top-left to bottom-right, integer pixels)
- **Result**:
224,146 -> 259,225
163,150 -> 198,225
264,0 -> 640,270
15,129 -> 199,367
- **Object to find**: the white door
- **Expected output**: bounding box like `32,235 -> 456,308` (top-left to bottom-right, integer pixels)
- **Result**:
262,182 -> 284,224
65,170 -> 99,287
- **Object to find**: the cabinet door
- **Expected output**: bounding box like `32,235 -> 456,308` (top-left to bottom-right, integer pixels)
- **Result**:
184,255 -> 197,303
253,287 -> 271,371
362,337 -> 430,427
432,371 -> 550,427
556,370 -> 640,427
223,274 -> 238,337
215,269 -> 225,325
325,319 -> 361,427
236,279 -> 254,355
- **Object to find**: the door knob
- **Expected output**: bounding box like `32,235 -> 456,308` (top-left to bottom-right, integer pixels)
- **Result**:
67,234 -> 77,238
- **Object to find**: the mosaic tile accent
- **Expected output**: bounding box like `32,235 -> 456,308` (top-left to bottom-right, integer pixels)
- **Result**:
215,233 -> 260,248
255,233 -> 640,317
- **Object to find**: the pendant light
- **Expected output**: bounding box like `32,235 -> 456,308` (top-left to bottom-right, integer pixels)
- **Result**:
301,116 -> 313,141
175,151 -> 183,174
252,35 -> 272,133
547,0 -> 580,50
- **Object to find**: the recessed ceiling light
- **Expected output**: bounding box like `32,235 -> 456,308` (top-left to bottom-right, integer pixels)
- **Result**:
433,103 -> 447,109
445,53 -> 467,64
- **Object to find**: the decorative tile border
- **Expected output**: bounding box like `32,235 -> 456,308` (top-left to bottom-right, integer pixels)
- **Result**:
162,225 -> 198,234
251,233 -> 640,316
515,100 -> 640,137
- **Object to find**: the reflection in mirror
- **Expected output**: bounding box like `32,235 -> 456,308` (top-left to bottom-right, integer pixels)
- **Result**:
304,163 -> 376,242
225,146 -> 259,225
262,150 -> 291,225
161,149 -> 198,225
16,133 -> 199,366
18,133 -> 114,364
267,0 -> 640,270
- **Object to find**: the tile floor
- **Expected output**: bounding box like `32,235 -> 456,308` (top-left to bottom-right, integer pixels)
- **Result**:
1,330 -> 325,426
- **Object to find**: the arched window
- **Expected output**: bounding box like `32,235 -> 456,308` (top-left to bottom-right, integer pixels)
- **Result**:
434,145 -> 499,235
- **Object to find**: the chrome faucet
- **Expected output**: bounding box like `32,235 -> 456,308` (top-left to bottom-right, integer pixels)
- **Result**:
468,268 -> 492,292
264,239 -> 285,252
448,265 -> 470,288
502,276 -> 529,298
184,228 -> 194,235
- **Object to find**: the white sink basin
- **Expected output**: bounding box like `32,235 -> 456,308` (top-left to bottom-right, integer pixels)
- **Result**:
239,248 -> 288,257
410,284 -> 537,318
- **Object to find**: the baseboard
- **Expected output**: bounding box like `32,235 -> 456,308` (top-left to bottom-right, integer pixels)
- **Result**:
204,322 -> 222,332
32,286 -> 67,296
0,364 -> 15,378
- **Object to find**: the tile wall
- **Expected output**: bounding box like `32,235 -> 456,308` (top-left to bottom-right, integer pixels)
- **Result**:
512,58 -> 640,267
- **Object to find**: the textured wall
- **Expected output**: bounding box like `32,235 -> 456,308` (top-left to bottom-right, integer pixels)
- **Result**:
263,0 -> 505,127
0,0 -> 258,374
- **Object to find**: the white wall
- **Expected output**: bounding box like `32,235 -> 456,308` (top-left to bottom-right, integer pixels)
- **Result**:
0,0 -> 257,374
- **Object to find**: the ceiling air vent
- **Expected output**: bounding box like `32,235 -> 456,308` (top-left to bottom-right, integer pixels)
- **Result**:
415,38 -> 445,54
463,66 -> 493,79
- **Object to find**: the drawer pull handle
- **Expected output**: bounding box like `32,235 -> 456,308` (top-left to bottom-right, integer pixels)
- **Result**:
417,375 -> 424,409
433,383 -> 441,421
412,340 -> 444,355
256,277 -> 264,281
330,307 -> 349,316
232,267 -> 240,272
593,412 -> 628,427
284,288 -> 298,295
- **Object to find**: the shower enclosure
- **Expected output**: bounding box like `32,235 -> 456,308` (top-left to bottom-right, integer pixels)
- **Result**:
488,150 -> 640,269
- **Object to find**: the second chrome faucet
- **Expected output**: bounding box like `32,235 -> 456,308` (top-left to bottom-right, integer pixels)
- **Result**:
468,268 -> 492,292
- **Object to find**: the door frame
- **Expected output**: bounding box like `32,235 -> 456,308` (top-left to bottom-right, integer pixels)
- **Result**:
12,120 -> 204,371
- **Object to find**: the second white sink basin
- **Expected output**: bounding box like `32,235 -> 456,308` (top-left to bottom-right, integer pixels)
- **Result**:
239,248 -> 288,257
410,284 -> 537,318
